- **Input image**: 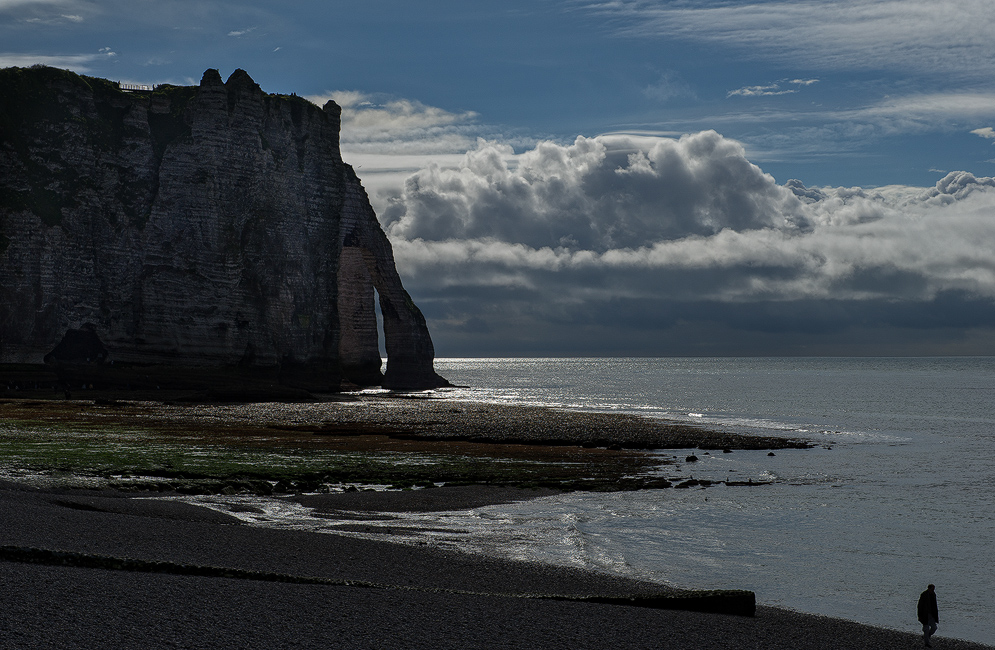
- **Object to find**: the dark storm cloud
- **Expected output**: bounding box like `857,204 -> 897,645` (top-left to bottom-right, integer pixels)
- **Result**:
426,293 -> 995,357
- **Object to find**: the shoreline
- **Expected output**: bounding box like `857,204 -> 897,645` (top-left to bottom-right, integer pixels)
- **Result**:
1,480 -> 991,649
2,396 -> 992,647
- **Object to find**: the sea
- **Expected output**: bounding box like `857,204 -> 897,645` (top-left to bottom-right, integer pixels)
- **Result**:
184,357 -> 995,645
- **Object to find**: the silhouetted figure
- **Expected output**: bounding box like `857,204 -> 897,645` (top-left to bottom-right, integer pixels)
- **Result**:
917,584 -> 938,647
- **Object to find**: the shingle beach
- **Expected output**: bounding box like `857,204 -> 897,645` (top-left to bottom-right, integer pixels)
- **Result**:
1,397 -> 992,649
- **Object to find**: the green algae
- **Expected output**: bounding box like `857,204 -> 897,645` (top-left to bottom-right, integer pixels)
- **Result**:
0,416 -> 670,495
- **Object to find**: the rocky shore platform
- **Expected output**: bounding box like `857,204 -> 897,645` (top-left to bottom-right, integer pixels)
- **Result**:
2,480 -> 992,650
0,394 -> 813,494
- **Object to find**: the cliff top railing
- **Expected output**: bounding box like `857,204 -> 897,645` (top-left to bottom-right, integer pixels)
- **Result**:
117,82 -> 157,92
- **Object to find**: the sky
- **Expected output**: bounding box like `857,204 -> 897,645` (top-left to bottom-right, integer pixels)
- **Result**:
4,0 -> 995,356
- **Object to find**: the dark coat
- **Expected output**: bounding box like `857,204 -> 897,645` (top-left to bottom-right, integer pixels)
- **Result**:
918,589 -> 938,624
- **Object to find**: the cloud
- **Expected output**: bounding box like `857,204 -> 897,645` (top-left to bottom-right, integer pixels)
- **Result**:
385,132 -> 807,250
643,71 -> 696,102
727,78 -> 818,97
861,94 -> 995,121
338,94 -> 474,134
378,132 -> 995,354
667,92 -> 995,164
1,0 -> 91,24
646,92 -> 995,143
819,94 -> 995,138
2,0 -> 281,35
727,84 -> 797,98
972,127 -> 995,141
307,90 -> 480,155
303,90 -> 533,211
580,0 -> 995,80
0,0 -> 72,10
393,171 -> 995,301
0,50 -> 112,71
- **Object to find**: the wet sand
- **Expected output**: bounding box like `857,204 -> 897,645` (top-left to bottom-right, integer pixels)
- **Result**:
2,480 -> 992,650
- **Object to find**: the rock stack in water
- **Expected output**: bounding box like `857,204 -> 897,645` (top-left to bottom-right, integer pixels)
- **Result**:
0,66 -> 448,391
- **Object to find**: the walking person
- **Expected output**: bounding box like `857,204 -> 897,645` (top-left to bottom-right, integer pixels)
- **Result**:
917,584 -> 939,647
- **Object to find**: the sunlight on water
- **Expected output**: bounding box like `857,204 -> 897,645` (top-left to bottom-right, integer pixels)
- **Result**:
165,358 -> 995,645
436,357 -> 995,645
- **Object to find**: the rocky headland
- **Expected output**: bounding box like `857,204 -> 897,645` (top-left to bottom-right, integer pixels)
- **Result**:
0,66 -> 447,392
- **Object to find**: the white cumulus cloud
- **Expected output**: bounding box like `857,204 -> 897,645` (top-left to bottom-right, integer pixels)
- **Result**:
382,132 -> 995,313
385,131 -> 807,251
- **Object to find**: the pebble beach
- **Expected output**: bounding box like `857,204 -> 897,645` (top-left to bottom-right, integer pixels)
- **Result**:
1,397 -> 993,649
4,480 -> 993,650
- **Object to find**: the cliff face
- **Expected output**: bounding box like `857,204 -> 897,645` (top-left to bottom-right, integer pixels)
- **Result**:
0,66 -> 447,390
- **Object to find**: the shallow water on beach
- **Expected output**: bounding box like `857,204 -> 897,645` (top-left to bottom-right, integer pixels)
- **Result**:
174,357 -> 995,645
431,357 -> 995,645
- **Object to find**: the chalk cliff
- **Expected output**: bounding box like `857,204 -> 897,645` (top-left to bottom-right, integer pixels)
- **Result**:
0,66 -> 448,390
